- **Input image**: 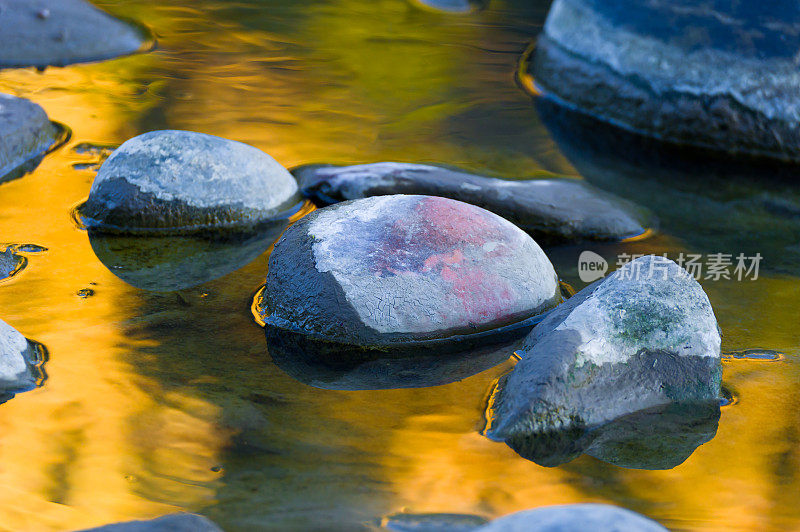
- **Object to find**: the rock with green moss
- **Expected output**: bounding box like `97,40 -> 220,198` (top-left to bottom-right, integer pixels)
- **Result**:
0,0 -> 147,69
485,255 -> 722,458
0,94 -> 58,181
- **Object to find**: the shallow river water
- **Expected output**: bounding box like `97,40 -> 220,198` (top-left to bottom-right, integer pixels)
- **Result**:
0,1 -> 798,531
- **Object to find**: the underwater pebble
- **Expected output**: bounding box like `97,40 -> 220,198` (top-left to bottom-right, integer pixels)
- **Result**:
477,504 -> 666,531
80,130 -> 303,234
486,255 -> 722,458
261,195 -> 562,347
0,93 -> 58,180
294,162 -> 651,243
384,512 -> 489,531
0,0 -> 146,68
532,0 -> 800,161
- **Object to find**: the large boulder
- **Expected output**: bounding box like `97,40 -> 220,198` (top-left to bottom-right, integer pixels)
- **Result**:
259,195 -> 562,347
531,0 -> 800,162
0,0 -> 148,69
0,94 -> 59,181
75,513 -> 222,532
80,130 -> 303,234
294,163 -> 650,244
477,504 -> 666,532
486,255 -> 722,460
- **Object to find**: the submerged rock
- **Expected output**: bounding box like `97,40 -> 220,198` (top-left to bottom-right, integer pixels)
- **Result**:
489,399 -> 719,469
0,319 -> 46,402
477,504 -> 666,531
80,130 -> 303,234
0,94 -> 59,181
531,0 -> 800,162
486,255 -> 722,456
260,195 -> 562,347
384,512 -> 489,531
294,163 -> 649,243
266,323 -> 517,390
410,0 -> 485,13
0,0 -> 147,69
0,248 -> 23,281
88,214 -> 298,291
76,513 -> 223,532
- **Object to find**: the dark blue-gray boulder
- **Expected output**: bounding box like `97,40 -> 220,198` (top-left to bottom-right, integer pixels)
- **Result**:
0,0 -> 148,69
260,195 -> 562,348
0,93 -> 58,181
80,130 -> 303,234
531,0 -> 800,162
75,513 -> 222,532
477,504 -> 667,532
485,255 -> 722,461
294,163 -> 650,244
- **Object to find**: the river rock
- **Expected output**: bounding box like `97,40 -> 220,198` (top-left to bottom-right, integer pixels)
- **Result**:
531,0 -> 800,162
80,130 -> 303,234
477,504 -> 666,532
0,94 -> 58,181
384,512 -> 489,531
76,513 -> 223,532
485,255 -> 722,458
0,318 -> 44,401
294,163 -> 649,243
260,195 -> 562,347
0,0 -> 147,69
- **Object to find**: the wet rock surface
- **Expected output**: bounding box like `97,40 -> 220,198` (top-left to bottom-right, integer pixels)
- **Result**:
0,93 -> 58,181
0,248 -> 23,280
261,195 -> 562,347
0,0 -> 147,69
0,318 -> 46,403
410,0 -> 485,13
486,255 -> 722,456
476,504 -> 667,531
76,513 -> 223,532
531,0 -> 800,161
384,512 -> 489,531
80,130 -> 303,234
295,163 -> 650,244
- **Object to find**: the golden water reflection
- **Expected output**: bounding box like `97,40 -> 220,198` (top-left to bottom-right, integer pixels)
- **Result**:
0,1 -> 797,530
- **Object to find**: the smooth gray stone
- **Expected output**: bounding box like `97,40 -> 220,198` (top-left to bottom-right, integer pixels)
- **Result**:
0,0 -> 147,68
0,318 -> 44,402
76,513 -> 223,532
261,195 -> 562,347
294,163 -> 650,244
532,0 -> 800,161
0,93 -> 58,180
384,512 -> 489,531
80,130 -> 302,234
88,218 -> 290,291
477,504 -> 667,532
486,255 -> 722,455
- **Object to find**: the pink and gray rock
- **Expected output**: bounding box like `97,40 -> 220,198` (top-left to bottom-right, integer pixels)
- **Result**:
0,93 -> 58,181
294,163 -> 650,244
80,130 -> 302,234
260,195 -> 562,347
0,0 -> 148,69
